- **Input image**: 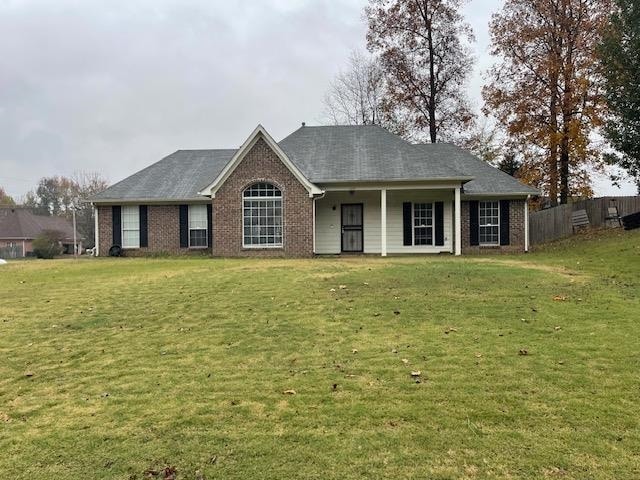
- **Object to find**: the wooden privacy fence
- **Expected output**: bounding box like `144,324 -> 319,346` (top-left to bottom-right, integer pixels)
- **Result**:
529,196 -> 640,245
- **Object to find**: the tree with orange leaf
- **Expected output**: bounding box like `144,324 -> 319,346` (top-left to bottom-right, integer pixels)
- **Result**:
483,0 -> 611,205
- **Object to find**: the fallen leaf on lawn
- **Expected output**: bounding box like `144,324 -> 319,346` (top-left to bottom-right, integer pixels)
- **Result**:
329,288 -> 336,292
363,282 -> 369,286
283,389 -> 297,395
410,371 -> 421,377
553,295 -> 568,301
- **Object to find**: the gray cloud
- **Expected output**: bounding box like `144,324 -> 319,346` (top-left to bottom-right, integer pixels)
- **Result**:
0,0 -> 634,198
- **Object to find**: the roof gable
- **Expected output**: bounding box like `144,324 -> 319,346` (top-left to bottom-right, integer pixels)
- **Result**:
198,125 -> 322,198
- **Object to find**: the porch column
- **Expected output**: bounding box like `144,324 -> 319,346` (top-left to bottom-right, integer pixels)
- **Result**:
454,187 -> 462,256
524,196 -> 530,252
381,189 -> 387,257
94,205 -> 100,257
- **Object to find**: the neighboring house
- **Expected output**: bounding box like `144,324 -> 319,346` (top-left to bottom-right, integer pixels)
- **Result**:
90,124 -> 538,257
0,207 -> 83,258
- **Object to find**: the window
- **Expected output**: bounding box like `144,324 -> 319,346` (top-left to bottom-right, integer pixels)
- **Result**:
413,203 -> 434,246
243,182 -> 283,247
479,201 -> 500,246
189,204 -> 208,248
122,205 -> 140,248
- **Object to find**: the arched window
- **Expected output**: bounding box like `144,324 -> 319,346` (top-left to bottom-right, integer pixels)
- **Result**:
243,182 -> 283,247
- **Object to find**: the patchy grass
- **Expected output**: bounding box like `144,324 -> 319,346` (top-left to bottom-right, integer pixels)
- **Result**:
1,229 -> 639,479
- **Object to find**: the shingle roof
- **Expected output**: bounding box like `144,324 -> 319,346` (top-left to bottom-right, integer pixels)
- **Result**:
91,149 -> 236,201
91,125 -> 538,201
413,143 -> 539,195
279,125 -> 467,182
0,207 -> 82,241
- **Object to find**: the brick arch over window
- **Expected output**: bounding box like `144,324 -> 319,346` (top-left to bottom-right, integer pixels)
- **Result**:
212,137 -> 313,257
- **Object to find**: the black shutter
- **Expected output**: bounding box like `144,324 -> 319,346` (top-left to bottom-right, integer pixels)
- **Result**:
112,206 -> 121,246
207,203 -> 213,249
434,202 -> 444,246
179,205 -> 189,248
500,200 -> 510,246
402,202 -> 412,246
139,205 -> 148,248
469,201 -> 479,246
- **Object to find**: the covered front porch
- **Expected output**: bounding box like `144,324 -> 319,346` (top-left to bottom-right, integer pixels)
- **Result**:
313,185 -> 463,256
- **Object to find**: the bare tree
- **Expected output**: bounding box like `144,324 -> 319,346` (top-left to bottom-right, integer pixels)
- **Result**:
323,50 -> 385,126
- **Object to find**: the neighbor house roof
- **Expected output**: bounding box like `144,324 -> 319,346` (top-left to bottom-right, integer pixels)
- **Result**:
91,124 -> 538,202
0,207 -> 82,241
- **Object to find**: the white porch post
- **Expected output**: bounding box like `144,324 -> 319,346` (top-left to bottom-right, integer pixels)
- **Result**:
381,189 -> 387,257
94,205 -> 100,257
454,187 -> 462,256
524,196 -> 530,252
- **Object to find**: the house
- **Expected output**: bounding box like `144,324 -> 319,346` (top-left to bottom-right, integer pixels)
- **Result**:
90,124 -> 538,257
0,207 -> 83,258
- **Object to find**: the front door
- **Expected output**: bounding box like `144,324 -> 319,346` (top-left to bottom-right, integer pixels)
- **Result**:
341,203 -> 364,253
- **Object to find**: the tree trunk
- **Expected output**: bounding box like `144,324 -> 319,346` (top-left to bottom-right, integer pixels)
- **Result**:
426,14 -> 437,143
559,135 -> 570,204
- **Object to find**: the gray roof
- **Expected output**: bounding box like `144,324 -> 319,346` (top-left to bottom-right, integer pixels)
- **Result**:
91,149 -> 236,201
0,207 -> 82,241
413,143 -> 539,195
279,125 -> 467,182
91,125 -> 537,201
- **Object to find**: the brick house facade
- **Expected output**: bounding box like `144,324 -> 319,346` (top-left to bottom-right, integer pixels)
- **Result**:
91,124 -> 537,257
212,137 -> 313,257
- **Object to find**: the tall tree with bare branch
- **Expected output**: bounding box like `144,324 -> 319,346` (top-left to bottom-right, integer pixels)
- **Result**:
484,0 -> 611,205
323,50 -> 386,126
365,0 -> 475,143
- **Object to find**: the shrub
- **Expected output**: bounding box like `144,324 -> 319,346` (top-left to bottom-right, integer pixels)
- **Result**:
32,230 -> 64,259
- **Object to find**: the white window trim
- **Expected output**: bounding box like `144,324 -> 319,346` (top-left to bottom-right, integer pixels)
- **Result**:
479,201 -> 500,247
242,184 -> 284,249
188,205 -> 208,249
121,205 -> 140,249
412,202 -> 434,247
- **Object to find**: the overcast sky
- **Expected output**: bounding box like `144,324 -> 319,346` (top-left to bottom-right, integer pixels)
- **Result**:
0,0 -> 635,199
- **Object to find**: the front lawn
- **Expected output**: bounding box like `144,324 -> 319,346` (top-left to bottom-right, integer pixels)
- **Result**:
1,230 -> 638,479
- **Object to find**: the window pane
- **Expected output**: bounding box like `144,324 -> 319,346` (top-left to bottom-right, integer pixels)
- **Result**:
121,206 -> 140,248
479,201 -> 500,245
189,205 -> 207,230
242,183 -> 283,247
243,182 -> 282,198
413,203 -> 433,246
189,229 -> 207,247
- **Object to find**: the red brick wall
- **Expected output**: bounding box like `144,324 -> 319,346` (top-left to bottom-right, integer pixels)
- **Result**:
97,205 -> 211,256
461,199 -> 527,254
212,136 -> 313,257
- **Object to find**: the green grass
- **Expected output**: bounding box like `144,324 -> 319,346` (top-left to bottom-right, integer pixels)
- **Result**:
1,229 -> 639,479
